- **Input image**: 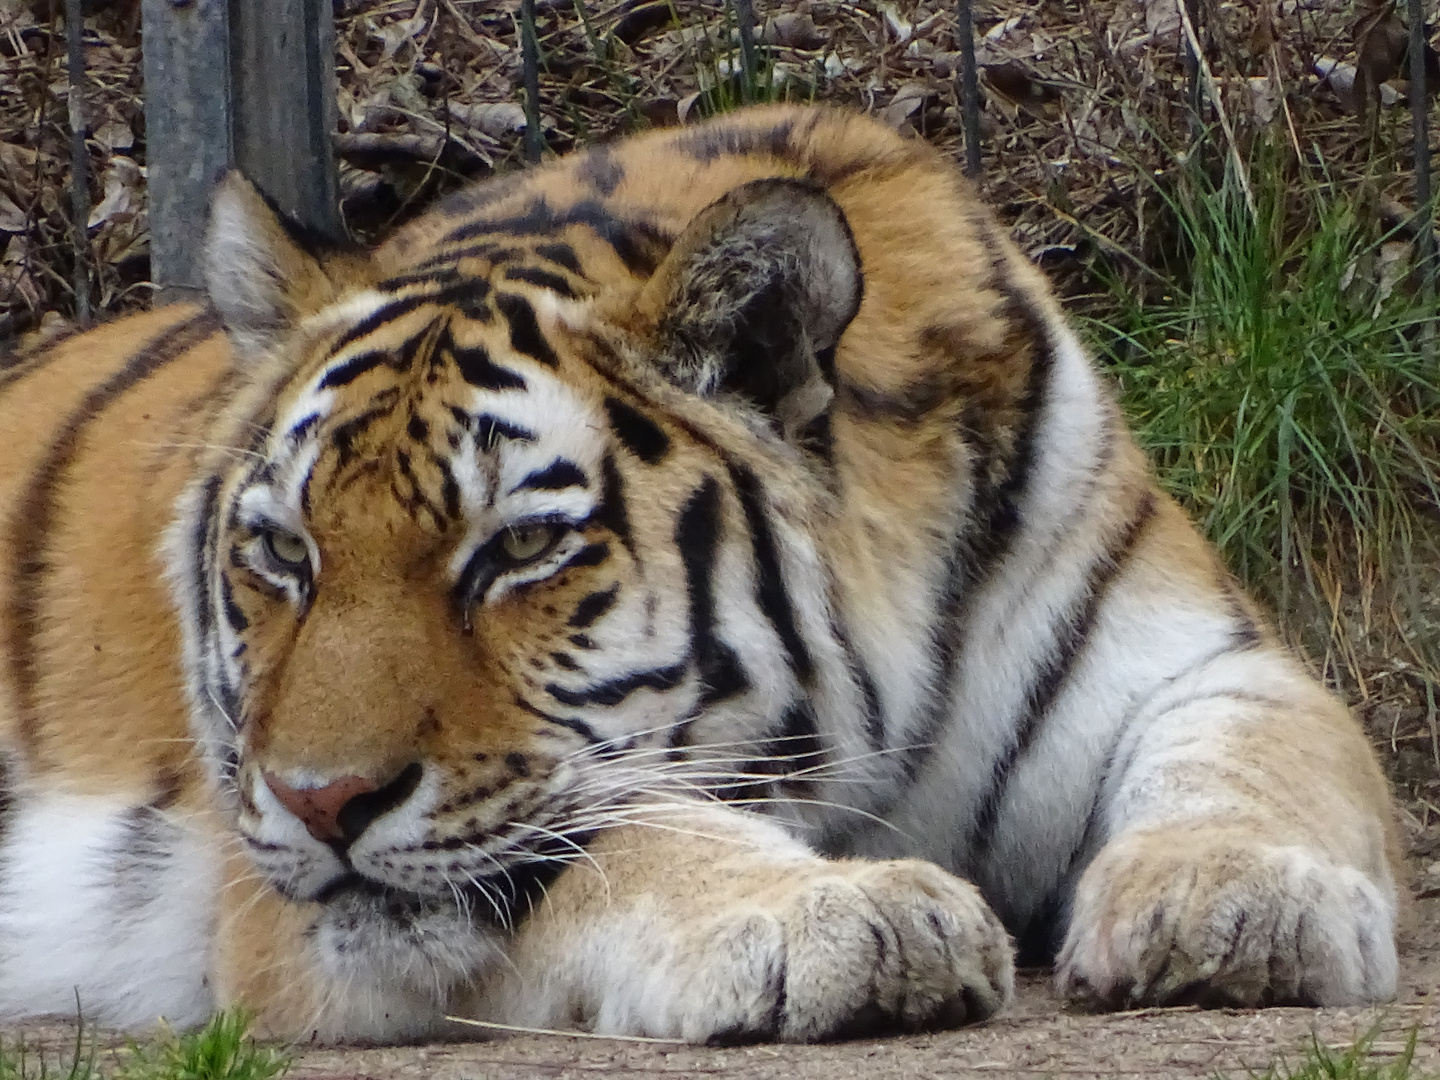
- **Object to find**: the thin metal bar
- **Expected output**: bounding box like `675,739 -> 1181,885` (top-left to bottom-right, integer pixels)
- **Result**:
64,0 -> 90,324
521,0 -> 544,164
1183,0 -> 1203,138
956,0 -> 981,178
733,0 -> 758,104
1408,0 -> 1435,334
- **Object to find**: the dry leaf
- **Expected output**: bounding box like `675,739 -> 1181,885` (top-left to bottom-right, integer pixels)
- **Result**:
87,156 -> 140,229
0,189 -> 26,233
982,61 -> 1063,122
610,1 -> 673,46
1144,0 -> 1181,42
983,15 -> 1024,42
1247,76 -> 1280,124
450,101 -> 527,139
879,82 -> 932,129
92,119 -> 133,153
877,2 -> 912,44
677,91 -> 702,125
762,12 -> 824,51
370,11 -> 429,63
1315,58 -> 1401,111
823,51 -> 865,79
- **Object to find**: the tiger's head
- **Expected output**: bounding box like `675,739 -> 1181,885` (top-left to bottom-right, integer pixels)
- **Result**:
167,168 -> 866,989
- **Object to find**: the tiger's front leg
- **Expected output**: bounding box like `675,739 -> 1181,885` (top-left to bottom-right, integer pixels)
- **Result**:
1056,659 -> 1400,1008
463,802 -> 1015,1043
218,804 -> 1013,1044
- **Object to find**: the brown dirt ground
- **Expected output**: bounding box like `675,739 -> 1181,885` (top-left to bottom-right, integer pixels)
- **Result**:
2,891 -> 1436,1079
1,2 -> 1437,1075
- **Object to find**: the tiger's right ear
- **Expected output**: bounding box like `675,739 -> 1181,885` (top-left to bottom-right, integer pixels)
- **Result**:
204,172 -> 366,359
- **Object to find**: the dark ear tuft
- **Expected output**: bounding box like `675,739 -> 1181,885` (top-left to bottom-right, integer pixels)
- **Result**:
204,172 -> 367,360
640,178 -> 862,441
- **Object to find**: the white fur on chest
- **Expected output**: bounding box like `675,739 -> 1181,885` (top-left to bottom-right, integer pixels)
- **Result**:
0,792 -> 219,1028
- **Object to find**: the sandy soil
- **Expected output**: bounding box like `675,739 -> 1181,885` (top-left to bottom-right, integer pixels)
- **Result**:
4,892 -> 1434,1080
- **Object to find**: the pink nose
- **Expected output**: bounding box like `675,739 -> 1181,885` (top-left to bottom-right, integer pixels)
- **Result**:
262,772 -> 377,843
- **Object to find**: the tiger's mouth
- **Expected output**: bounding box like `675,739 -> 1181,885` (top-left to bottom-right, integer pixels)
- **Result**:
310,834 -> 586,932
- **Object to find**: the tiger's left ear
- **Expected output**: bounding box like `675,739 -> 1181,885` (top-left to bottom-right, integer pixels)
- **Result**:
637,178 -> 862,440
204,172 -> 368,360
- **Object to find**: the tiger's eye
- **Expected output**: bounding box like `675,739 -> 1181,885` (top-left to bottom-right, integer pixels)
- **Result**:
264,528 -> 310,569
500,523 -> 556,563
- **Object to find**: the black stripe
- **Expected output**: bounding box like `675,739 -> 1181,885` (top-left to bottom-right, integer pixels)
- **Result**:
533,242 -> 584,276
452,409 -> 535,444
113,805 -> 180,906
887,248 -> 1059,788
513,459 -> 586,492
675,476 -> 749,707
325,295 -> 433,358
604,396 -> 670,464
331,395 -> 400,468
503,266 -> 578,299
6,311 -> 220,753
1036,629 -> 1273,945
676,118 -> 798,163
546,662 -> 687,708
495,292 -> 559,367
220,574 -> 248,632
319,349 -> 389,389
445,198 -> 671,278
376,270 -> 493,300
577,147 -> 625,195
0,322 -> 87,391
449,342 -> 527,392
964,490 -> 1158,869
837,375 -> 950,423
562,542 -> 610,571
771,701 -> 825,779
393,448 -> 446,528
436,456 -> 461,520
413,243 -> 521,272
1218,577 -> 1262,650
569,585 -> 618,628
593,453 -> 635,554
288,413 -> 321,441
727,463 -> 813,684
192,474 -> 225,651
834,617 -> 886,750
514,697 -> 604,745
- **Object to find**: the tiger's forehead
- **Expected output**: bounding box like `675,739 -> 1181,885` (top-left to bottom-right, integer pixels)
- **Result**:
249,284 -> 610,532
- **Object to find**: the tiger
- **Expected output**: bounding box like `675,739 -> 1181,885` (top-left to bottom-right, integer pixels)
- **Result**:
0,104 -> 1399,1045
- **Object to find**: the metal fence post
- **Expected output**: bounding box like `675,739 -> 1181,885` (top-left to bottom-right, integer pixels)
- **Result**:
140,0 -> 231,304
229,0 -> 341,237
140,0 -> 339,305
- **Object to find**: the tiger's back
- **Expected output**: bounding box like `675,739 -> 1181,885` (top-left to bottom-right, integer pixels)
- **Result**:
0,105 -> 1398,1040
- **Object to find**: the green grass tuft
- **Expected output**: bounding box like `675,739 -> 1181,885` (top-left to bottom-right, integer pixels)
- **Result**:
680,0 -> 808,117
1221,1025 -> 1431,1079
116,1012 -> 289,1080
1087,142 -> 1440,677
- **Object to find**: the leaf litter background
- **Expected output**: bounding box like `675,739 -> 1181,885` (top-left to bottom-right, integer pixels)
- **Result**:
0,0 -> 1439,1073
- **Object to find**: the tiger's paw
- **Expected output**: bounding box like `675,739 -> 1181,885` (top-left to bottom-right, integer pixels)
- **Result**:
600,858 -> 1014,1043
1055,831 -> 1398,1008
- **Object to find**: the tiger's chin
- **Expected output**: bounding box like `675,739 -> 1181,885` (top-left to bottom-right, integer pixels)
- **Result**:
308,874 -> 506,990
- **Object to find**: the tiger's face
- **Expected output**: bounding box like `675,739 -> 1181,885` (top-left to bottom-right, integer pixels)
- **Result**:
172,172 -> 863,982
